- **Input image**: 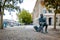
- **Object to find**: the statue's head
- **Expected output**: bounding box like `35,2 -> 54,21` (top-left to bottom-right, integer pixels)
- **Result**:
40,14 -> 43,18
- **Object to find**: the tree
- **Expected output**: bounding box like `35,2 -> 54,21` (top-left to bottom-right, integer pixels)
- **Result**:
0,0 -> 23,29
17,9 -> 32,25
44,0 -> 60,29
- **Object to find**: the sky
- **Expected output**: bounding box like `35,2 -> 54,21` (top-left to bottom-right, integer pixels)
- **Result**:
20,0 -> 36,13
4,0 -> 36,21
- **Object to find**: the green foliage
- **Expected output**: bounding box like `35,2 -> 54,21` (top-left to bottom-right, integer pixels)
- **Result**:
44,0 -> 60,13
0,0 -> 23,14
17,9 -> 32,24
44,0 -> 60,29
0,0 -> 23,29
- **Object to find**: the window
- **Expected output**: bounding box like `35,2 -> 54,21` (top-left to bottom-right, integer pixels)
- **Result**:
56,17 -> 58,22
48,10 -> 52,13
49,17 -> 52,25
43,10 -> 47,13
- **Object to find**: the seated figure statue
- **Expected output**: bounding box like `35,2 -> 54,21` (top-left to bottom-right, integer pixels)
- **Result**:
34,14 -> 48,33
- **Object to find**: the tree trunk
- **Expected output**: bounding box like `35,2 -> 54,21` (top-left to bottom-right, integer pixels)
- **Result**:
54,2 -> 59,29
54,12 -> 56,29
54,5 -> 58,29
0,13 -> 3,29
0,3 -> 3,29
0,0 -> 5,29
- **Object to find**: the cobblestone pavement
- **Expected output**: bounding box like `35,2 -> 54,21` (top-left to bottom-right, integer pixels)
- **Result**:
0,25 -> 60,40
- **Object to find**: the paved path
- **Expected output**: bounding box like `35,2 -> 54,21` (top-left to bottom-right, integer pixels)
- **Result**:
0,25 -> 60,40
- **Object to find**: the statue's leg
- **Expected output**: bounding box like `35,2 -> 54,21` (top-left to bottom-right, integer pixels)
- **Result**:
39,24 -> 44,33
45,24 -> 48,33
41,25 -> 44,33
37,25 -> 41,32
34,26 -> 39,32
44,23 -> 48,33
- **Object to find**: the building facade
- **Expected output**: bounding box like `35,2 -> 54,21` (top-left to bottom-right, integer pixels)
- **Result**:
32,0 -> 60,26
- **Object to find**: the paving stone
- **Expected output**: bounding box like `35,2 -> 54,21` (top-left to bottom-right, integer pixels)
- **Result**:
0,26 -> 60,40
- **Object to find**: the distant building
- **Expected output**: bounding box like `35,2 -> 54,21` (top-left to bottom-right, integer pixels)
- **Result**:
3,10 -> 18,21
32,0 -> 60,26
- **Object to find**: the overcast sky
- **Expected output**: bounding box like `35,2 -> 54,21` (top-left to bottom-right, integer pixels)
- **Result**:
20,0 -> 36,13
4,0 -> 36,21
